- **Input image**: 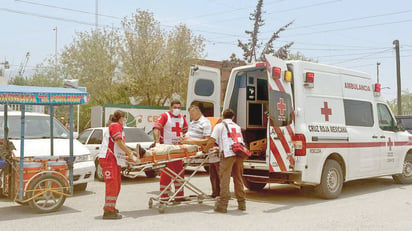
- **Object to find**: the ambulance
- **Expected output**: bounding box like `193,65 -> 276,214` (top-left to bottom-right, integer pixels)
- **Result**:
187,55 -> 412,199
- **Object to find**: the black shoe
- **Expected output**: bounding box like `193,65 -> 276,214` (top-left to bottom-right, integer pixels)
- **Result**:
214,206 -> 227,213
103,210 -> 122,220
210,194 -> 218,198
114,208 -> 119,214
238,204 -> 246,211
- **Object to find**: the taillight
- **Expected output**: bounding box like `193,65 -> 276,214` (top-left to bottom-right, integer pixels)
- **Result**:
304,72 -> 314,88
272,67 -> 281,79
294,133 -> 306,156
374,83 -> 381,97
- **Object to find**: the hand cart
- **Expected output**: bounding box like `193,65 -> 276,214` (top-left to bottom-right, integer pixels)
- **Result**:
0,85 -> 89,213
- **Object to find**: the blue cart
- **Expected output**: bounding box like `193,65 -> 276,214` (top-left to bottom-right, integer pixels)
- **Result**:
0,85 -> 89,213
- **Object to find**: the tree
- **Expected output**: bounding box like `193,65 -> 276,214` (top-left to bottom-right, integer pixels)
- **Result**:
121,10 -> 205,106
238,0 -> 294,62
388,90 -> 412,115
288,51 -> 318,62
60,28 -> 126,106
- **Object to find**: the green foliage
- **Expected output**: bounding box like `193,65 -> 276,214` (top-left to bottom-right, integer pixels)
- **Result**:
388,90 -> 412,115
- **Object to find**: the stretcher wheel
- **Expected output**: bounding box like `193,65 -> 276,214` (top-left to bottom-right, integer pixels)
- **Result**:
148,199 -> 153,208
158,203 -> 166,213
197,195 -> 204,204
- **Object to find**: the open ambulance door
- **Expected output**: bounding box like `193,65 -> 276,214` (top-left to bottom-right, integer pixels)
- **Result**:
265,55 -> 295,172
186,65 -> 221,118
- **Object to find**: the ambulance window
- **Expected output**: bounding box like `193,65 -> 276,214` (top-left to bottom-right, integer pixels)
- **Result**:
195,79 -> 214,96
268,90 -> 292,127
257,79 -> 268,100
377,104 -> 395,131
344,100 -> 373,127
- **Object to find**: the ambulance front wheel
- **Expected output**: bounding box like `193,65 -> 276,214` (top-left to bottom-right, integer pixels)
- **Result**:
316,159 -> 343,199
392,153 -> 412,184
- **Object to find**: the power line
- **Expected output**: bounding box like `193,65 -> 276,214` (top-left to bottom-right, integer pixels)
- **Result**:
14,0 -> 121,20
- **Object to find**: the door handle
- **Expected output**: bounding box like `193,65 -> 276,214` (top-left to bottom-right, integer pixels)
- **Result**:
372,135 -> 378,138
380,136 -> 386,138
95,147 -> 100,150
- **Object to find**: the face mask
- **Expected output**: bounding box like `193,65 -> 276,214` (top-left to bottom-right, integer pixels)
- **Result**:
172,109 -> 181,116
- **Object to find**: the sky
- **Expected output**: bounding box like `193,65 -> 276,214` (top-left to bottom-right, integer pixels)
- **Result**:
0,0 -> 411,101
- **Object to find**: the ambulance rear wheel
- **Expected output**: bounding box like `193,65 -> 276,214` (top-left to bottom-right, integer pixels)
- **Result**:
243,177 -> 266,191
316,159 -> 343,199
392,154 -> 412,184
27,174 -> 67,213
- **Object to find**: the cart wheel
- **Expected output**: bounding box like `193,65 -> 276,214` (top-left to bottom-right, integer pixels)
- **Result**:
148,199 -> 153,208
27,174 -> 67,213
158,203 -> 166,213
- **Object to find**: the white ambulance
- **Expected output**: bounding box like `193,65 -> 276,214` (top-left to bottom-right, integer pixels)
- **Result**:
187,55 -> 412,199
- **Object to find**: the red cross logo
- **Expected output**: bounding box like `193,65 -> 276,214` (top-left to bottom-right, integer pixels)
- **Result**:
277,98 -> 286,115
228,127 -> 241,142
321,101 -> 332,121
172,122 -> 182,136
387,138 -> 393,151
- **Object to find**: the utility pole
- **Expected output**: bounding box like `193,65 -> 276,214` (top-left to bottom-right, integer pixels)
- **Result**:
53,26 -> 58,65
95,0 -> 98,28
376,62 -> 381,83
393,40 -> 401,115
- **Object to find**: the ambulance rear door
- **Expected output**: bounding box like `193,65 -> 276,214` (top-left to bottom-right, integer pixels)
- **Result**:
265,55 -> 295,172
186,65 -> 221,117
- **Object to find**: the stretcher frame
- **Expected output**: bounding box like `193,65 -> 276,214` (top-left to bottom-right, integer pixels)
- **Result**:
140,148 -> 218,213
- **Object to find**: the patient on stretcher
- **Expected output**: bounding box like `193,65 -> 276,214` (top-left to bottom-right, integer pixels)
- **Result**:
134,143 -> 201,159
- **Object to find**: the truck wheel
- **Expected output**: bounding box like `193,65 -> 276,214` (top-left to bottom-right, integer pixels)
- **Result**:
315,159 -> 343,199
95,159 -> 105,182
243,177 -> 266,191
27,174 -> 67,213
392,154 -> 412,184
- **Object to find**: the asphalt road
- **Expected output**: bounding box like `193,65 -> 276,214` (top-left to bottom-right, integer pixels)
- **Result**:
1,170 -> 412,231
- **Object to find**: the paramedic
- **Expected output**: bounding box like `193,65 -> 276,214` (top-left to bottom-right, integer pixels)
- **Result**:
203,109 -> 246,213
181,105 -> 220,198
153,99 -> 188,201
99,110 -> 138,219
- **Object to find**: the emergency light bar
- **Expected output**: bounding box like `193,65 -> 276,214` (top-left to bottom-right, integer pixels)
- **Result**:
374,83 -> 381,97
304,72 -> 314,88
256,62 -> 265,67
272,67 -> 281,79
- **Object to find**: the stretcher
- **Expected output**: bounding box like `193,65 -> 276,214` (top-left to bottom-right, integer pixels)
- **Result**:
124,144 -> 218,213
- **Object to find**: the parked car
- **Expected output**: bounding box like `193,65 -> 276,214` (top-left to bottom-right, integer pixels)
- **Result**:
78,127 -> 156,181
0,111 -> 95,191
396,115 -> 412,133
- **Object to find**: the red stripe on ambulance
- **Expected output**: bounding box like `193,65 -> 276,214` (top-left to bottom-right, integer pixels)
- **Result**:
269,136 -> 287,172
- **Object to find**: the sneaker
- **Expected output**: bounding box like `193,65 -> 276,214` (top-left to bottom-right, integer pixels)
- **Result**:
103,210 -> 122,220
214,206 -> 227,213
114,208 -> 119,214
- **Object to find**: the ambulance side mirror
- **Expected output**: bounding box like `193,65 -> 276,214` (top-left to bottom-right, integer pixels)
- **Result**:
396,122 -> 405,132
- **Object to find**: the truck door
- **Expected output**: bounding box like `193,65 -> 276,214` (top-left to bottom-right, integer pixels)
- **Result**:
265,55 -> 295,172
186,65 -> 221,117
377,103 -> 399,173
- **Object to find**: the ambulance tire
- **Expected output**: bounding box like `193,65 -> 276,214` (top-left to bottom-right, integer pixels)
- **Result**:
243,177 -> 266,191
315,159 -> 343,199
392,154 -> 412,184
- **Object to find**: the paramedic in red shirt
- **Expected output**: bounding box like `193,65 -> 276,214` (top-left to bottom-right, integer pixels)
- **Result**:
153,99 -> 188,201
99,110 -> 138,219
